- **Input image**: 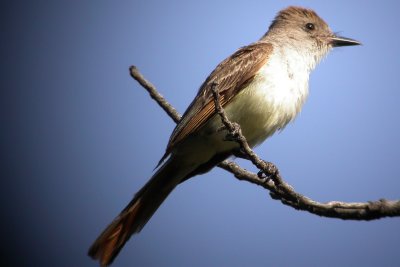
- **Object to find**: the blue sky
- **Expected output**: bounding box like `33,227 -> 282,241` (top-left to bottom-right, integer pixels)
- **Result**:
2,1 -> 400,266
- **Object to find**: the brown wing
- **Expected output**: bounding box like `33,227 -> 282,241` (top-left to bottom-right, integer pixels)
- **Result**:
162,42 -> 273,161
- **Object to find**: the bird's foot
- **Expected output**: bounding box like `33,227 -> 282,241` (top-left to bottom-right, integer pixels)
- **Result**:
257,160 -> 279,182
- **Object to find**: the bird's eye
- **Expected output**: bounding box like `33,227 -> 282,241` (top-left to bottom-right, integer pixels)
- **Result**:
305,23 -> 315,31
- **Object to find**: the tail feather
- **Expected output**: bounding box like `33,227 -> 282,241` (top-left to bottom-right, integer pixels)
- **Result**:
88,157 -> 187,266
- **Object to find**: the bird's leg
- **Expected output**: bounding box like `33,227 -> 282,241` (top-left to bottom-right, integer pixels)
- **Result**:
257,160 -> 279,183
217,122 -> 242,141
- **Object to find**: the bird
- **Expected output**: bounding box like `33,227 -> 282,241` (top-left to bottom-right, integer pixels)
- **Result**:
88,6 -> 360,266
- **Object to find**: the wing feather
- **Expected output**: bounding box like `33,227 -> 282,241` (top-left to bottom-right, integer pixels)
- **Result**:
162,42 -> 273,160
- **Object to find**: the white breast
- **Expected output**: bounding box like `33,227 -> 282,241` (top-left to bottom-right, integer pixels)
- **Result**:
222,47 -> 310,147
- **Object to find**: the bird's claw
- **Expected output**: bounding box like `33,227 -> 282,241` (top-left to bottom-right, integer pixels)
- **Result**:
257,160 -> 278,182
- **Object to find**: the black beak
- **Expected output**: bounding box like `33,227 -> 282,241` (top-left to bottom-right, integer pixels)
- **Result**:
330,35 -> 361,47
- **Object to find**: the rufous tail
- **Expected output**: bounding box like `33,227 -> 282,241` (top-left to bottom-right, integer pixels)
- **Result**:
88,157 -> 185,266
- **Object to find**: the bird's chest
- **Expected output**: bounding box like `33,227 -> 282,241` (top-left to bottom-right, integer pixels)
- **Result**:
223,56 -> 310,146
253,56 -> 310,121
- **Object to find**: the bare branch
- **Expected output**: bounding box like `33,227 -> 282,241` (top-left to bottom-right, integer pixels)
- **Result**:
130,65 -> 400,220
130,66 -> 181,123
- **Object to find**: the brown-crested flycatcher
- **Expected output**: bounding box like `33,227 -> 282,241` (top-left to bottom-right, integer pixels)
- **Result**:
89,6 -> 361,266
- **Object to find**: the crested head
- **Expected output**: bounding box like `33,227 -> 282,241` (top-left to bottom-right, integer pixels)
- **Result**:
269,6 -> 329,33
261,6 -> 334,69
261,6 -> 360,70
263,7 -> 332,66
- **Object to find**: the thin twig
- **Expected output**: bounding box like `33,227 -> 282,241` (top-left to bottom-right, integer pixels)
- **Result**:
217,161 -> 400,220
130,66 -> 181,123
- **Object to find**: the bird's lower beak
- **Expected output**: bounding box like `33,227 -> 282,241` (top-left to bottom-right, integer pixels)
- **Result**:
330,35 -> 361,47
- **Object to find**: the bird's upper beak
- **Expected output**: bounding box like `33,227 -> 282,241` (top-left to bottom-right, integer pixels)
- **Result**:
330,35 -> 361,47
